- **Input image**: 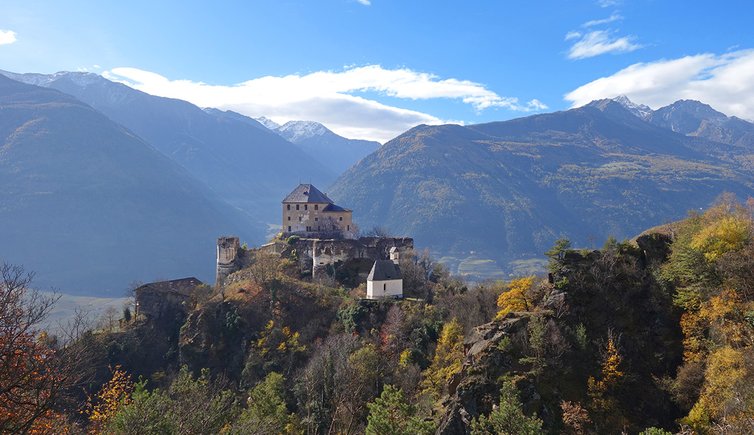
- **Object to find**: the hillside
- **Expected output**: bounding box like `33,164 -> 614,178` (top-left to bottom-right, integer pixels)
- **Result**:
329,98 -> 754,276
0,75 -> 255,295
0,70 -> 335,234
14,199 -> 753,434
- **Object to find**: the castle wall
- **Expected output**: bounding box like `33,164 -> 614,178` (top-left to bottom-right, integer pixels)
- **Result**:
217,236 -> 414,284
298,237 -> 414,275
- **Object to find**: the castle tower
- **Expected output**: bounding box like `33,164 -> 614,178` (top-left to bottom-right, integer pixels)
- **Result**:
389,246 -> 400,265
216,236 -> 240,286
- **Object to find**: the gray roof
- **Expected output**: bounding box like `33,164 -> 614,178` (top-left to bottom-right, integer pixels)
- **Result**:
283,184 -> 334,204
367,260 -> 402,281
323,203 -> 350,212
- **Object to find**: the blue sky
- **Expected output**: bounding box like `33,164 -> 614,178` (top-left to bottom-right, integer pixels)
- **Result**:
1,0 -> 753,141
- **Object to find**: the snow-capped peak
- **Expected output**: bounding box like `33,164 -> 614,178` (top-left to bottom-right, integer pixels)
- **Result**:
254,116 -> 281,130
276,121 -> 330,142
612,95 -> 653,120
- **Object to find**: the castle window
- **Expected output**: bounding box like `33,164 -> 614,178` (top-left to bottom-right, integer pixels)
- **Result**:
296,204 -> 299,210
287,226 -> 291,232
287,204 -> 290,210
305,204 -> 308,210
288,216 -> 291,221
339,217 -> 343,221
347,225 -> 350,231
383,283 -> 387,291
299,217 -> 302,221
315,204 -> 319,210
315,217 -> 318,221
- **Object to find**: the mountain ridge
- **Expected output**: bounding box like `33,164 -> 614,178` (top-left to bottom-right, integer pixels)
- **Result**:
0,74 -> 256,294
329,96 -> 754,277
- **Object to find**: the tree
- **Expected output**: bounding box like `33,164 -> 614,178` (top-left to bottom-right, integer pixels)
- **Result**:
421,318 -> 464,401
0,262 -> 77,433
587,333 -> 626,432
84,365 -> 135,433
230,372 -> 298,435
496,276 -> 535,319
470,380 -> 543,435
690,215 -> 751,261
295,334 -> 360,434
366,385 -> 435,435
105,380 -> 174,435
684,346 -> 754,432
560,401 -> 591,435
164,366 -> 237,435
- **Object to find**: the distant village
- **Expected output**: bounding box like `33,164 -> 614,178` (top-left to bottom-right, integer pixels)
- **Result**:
135,184 -> 413,317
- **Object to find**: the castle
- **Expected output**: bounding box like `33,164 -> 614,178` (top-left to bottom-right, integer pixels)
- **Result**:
281,184 -> 355,239
216,184 -> 413,291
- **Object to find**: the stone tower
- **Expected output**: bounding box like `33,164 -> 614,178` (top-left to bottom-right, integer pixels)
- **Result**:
216,236 -> 240,286
389,246 -> 400,264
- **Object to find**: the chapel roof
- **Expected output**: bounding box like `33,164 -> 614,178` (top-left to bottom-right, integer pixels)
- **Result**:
367,260 -> 402,281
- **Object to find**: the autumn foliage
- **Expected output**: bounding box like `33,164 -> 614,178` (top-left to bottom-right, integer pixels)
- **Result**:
496,276 -> 535,318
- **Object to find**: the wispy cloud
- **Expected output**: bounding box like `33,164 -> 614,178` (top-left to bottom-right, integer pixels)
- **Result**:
0,30 -> 17,46
104,65 -> 546,142
583,13 -> 623,28
597,0 -> 621,7
567,30 -> 641,59
356,0 -> 371,5
564,49 -> 754,121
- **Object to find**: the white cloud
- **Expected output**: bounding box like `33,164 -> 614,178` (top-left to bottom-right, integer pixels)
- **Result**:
0,29 -> 17,46
583,13 -> 623,28
356,0 -> 371,5
565,31 -> 582,41
597,0 -> 621,7
104,65 -> 546,142
567,30 -> 641,59
564,49 -> 754,121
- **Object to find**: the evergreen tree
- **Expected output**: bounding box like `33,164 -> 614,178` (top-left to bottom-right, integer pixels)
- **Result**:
470,380 -> 543,435
366,385 -> 435,435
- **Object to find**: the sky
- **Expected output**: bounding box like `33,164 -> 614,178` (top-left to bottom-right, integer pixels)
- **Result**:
1,0 -> 753,142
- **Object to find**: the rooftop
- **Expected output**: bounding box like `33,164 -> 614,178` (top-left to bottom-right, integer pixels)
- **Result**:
367,260 -> 402,281
283,184 -> 334,204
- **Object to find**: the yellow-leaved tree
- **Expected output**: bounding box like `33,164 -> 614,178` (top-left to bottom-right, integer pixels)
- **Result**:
422,318 -> 464,401
496,276 -> 535,319
684,346 -> 754,432
83,366 -> 134,433
690,215 -> 751,261
587,334 -> 626,433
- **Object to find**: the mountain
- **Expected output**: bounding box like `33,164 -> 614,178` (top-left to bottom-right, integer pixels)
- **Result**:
0,74 -> 255,295
648,100 -> 754,156
613,94 -> 653,120
329,99 -> 754,277
254,116 -> 281,130
268,120 -> 381,174
0,70 -> 335,234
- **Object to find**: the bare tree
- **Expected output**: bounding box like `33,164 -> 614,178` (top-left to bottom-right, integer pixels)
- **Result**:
0,262 -> 61,432
0,262 -> 98,433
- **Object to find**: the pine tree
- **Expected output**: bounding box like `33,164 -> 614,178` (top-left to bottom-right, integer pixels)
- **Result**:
471,380 -> 543,435
366,385 -> 434,435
